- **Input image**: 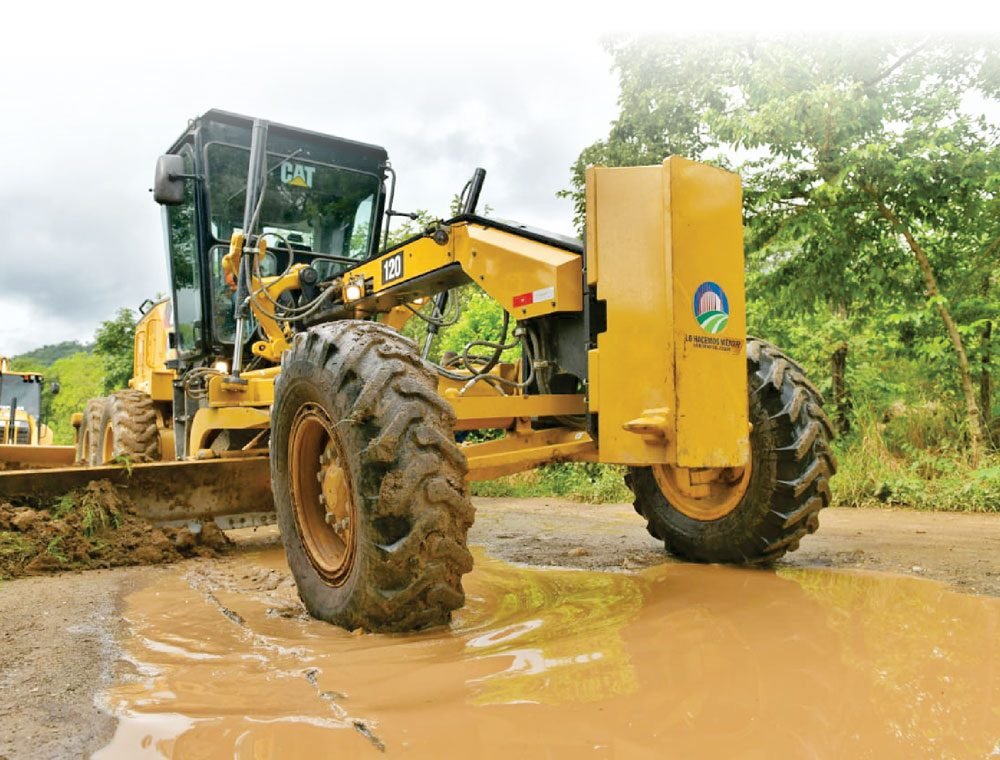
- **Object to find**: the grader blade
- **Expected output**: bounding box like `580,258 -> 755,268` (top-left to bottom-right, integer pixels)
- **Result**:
0,444 -> 76,470
0,457 -> 274,525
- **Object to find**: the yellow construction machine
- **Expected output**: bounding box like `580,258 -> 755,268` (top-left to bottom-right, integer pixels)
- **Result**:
0,110 -> 836,631
0,356 -> 62,461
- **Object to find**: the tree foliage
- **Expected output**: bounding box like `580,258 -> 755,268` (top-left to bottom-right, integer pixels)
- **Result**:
94,308 -> 137,394
566,36 -> 1000,462
12,341 -> 92,367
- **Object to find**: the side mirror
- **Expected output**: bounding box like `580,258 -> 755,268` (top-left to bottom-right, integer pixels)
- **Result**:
153,154 -> 187,205
49,381 -> 61,396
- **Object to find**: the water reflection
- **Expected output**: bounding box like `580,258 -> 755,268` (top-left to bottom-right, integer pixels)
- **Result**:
96,551 -> 1000,759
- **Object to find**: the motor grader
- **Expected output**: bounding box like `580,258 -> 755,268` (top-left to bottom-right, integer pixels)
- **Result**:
0,110 -> 835,631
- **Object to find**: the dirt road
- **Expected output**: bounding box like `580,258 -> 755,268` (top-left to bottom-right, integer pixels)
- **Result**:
1,500 -> 998,759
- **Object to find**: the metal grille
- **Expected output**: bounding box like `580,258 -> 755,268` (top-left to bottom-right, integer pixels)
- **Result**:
1,422 -> 31,445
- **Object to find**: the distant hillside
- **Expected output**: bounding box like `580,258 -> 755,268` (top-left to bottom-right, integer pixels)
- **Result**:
12,341 -> 93,368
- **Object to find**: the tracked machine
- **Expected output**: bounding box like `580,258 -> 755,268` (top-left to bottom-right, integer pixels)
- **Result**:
0,110 -> 836,630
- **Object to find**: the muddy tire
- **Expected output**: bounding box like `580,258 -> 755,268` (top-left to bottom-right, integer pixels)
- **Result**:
271,321 -> 475,632
98,389 -> 161,464
78,397 -> 110,465
626,338 -> 837,564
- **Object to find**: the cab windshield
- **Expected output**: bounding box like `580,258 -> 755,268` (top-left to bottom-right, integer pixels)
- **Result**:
204,142 -> 380,344
205,142 -> 379,264
0,374 -> 42,419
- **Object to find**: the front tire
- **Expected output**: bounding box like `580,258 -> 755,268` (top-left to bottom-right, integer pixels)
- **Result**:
271,321 -> 475,632
627,338 -> 836,564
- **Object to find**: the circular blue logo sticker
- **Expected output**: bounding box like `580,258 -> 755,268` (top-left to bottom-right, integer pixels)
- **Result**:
693,281 -> 729,334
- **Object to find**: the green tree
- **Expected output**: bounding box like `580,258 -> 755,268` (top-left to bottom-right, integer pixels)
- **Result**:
44,352 -> 105,444
94,308 -> 137,393
566,36 -> 1000,462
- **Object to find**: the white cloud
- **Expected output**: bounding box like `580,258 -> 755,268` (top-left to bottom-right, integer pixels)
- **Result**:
0,26 -> 618,354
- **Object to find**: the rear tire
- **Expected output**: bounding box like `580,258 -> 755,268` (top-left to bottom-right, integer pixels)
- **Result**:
98,389 -> 161,464
271,321 -> 475,632
626,338 -> 836,564
78,397 -> 110,465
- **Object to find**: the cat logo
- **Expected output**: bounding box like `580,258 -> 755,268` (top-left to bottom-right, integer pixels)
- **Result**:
280,162 -> 316,188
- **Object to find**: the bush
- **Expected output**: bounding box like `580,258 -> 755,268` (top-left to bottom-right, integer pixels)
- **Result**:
471,462 -> 632,503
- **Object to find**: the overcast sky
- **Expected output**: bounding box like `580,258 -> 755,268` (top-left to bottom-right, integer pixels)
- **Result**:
1,0 -> 995,355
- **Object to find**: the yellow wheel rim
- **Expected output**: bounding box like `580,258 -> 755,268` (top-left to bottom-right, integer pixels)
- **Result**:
80,428 -> 90,463
289,404 -> 357,585
652,457 -> 753,522
101,423 -> 115,464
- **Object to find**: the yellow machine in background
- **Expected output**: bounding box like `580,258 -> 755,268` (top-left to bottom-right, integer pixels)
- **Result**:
0,356 -> 55,446
0,111 -> 836,632
76,299 -> 176,467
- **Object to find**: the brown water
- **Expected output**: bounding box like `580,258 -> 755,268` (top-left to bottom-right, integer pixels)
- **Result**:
95,549 -> 1000,759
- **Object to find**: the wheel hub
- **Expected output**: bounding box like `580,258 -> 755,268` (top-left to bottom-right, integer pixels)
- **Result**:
318,447 -> 353,540
289,405 -> 357,585
652,458 -> 753,522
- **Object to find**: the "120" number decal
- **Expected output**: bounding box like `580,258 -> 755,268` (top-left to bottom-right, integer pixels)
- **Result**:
382,252 -> 404,284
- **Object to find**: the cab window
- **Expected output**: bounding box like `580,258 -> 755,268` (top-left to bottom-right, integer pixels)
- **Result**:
163,145 -> 202,355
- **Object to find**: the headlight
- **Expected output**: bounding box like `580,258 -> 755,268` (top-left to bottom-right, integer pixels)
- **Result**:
344,278 -> 365,302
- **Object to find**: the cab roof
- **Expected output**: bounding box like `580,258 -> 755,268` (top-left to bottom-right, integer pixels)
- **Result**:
167,108 -> 389,165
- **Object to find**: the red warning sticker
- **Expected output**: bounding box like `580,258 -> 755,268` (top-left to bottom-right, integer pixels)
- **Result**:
512,286 -> 555,309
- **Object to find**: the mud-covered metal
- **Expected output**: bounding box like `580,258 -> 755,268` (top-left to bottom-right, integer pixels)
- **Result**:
0,456 -> 273,522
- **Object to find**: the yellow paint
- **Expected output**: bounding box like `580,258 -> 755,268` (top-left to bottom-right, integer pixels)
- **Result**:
129,300 -> 175,402
247,263 -> 301,364
0,443 -> 75,467
188,406 -> 271,453
652,461 -> 752,520
586,158 -> 748,468
379,305 -> 415,331
347,221 -> 582,320
461,225 -> 582,319
448,394 -> 586,432
149,371 -> 174,403
586,163 -> 676,465
462,427 -> 597,481
670,157 -> 749,468
207,367 -> 279,408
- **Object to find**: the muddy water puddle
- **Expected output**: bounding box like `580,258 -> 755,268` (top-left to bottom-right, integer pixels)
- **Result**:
95,549 -> 1000,759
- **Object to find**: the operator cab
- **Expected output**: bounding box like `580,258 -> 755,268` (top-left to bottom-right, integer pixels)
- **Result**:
154,109 -> 388,362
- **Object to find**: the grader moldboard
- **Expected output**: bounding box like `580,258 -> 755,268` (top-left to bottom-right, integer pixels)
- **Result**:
0,110 -> 836,631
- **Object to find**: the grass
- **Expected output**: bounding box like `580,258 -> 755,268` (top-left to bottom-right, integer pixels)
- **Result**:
52,493 -> 77,519
829,402 -> 1000,512
53,487 -> 123,537
80,497 -> 122,537
45,536 -> 68,563
471,462 -> 633,504
832,443 -> 1000,513
0,532 -> 36,560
